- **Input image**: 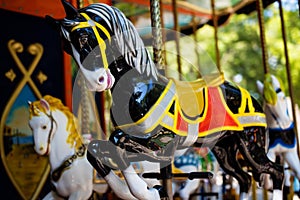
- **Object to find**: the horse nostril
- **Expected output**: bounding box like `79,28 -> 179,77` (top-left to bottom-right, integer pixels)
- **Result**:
99,76 -> 104,83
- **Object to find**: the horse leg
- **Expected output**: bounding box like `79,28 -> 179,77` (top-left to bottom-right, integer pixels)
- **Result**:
211,136 -> 252,200
237,128 -> 284,200
260,149 -> 277,190
87,140 -> 138,200
111,144 -> 169,200
122,165 -> 162,200
177,165 -> 200,200
88,139 -> 169,199
139,161 -> 161,187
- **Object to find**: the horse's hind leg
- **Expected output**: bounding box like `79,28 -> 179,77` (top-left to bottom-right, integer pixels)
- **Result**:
238,127 -> 284,199
212,136 -> 252,200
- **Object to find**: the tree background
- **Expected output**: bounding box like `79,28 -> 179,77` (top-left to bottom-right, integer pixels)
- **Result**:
192,1 -> 300,104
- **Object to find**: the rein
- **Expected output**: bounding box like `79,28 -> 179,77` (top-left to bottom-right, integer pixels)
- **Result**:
45,111 -> 55,156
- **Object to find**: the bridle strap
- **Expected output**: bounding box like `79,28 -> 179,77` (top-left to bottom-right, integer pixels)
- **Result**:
45,111 -> 55,155
268,96 -> 291,128
71,12 -> 111,69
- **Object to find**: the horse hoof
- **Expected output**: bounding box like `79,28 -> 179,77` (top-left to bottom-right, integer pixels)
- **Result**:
153,185 -> 169,200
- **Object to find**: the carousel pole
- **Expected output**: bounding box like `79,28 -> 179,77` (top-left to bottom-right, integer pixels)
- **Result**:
192,15 -> 201,77
150,0 -> 164,70
256,0 -> 269,74
76,0 -> 91,141
256,1 -> 270,199
150,0 -> 172,199
172,0 -> 182,79
278,0 -> 299,158
211,0 -> 221,72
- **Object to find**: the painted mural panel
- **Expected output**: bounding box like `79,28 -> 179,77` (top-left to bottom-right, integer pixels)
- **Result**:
0,8 -> 65,199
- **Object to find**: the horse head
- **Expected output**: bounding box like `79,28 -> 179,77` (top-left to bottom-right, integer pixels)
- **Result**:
46,0 -> 115,92
28,97 -> 57,156
257,74 -> 293,130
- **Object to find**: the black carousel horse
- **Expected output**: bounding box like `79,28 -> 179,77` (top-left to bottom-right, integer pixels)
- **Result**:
46,1 -> 284,199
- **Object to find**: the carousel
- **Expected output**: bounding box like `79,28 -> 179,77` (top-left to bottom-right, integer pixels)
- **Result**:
0,0 -> 299,200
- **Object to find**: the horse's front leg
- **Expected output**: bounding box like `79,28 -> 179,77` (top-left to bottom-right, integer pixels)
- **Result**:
87,141 -> 138,200
122,165 -> 162,200
238,127 -> 284,200
108,129 -> 177,199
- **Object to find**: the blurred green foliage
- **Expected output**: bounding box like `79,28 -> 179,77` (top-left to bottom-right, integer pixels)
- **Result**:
194,1 -> 300,104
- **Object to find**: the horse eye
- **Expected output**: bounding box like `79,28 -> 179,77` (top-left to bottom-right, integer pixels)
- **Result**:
79,34 -> 88,47
275,88 -> 282,93
42,125 -> 47,130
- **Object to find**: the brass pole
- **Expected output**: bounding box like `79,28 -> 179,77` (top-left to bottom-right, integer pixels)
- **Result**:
150,1 -> 172,199
278,0 -> 299,158
150,0 -> 164,70
211,0 -> 221,72
256,1 -> 269,199
172,0 -> 182,79
256,0 -> 269,74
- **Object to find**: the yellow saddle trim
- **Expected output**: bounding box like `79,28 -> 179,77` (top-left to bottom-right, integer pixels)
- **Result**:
171,72 -> 224,118
238,85 -> 255,114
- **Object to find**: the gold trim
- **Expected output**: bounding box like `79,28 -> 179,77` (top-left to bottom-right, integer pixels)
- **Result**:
5,69 -> 16,82
37,70 -> 48,84
0,40 -> 49,200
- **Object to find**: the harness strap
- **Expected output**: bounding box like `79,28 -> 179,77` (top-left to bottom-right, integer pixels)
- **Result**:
71,12 -> 111,69
51,144 -> 86,182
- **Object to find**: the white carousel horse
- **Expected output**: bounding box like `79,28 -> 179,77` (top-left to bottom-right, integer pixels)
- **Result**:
28,95 -> 139,200
257,74 -> 300,197
46,1 -> 284,199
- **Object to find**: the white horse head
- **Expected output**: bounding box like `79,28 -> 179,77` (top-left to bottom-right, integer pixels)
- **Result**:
256,74 -> 293,130
28,97 -> 57,156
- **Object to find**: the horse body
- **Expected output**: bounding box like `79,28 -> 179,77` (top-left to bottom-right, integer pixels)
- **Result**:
257,75 -> 300,194
47,1 -> 284,199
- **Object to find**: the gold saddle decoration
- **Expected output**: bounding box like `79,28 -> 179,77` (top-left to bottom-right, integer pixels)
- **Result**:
171,72 -> 225,118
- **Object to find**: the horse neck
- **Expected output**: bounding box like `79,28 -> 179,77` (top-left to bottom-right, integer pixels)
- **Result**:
48,110 -> 76,170
264,99 -> 293,129
264,106 -> 281,128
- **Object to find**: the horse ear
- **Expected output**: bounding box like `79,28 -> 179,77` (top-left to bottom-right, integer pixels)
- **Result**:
256,80 -> 264,95
61,0 -> 79,19
40,99 -> 51,114
270,75 -> 280,88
